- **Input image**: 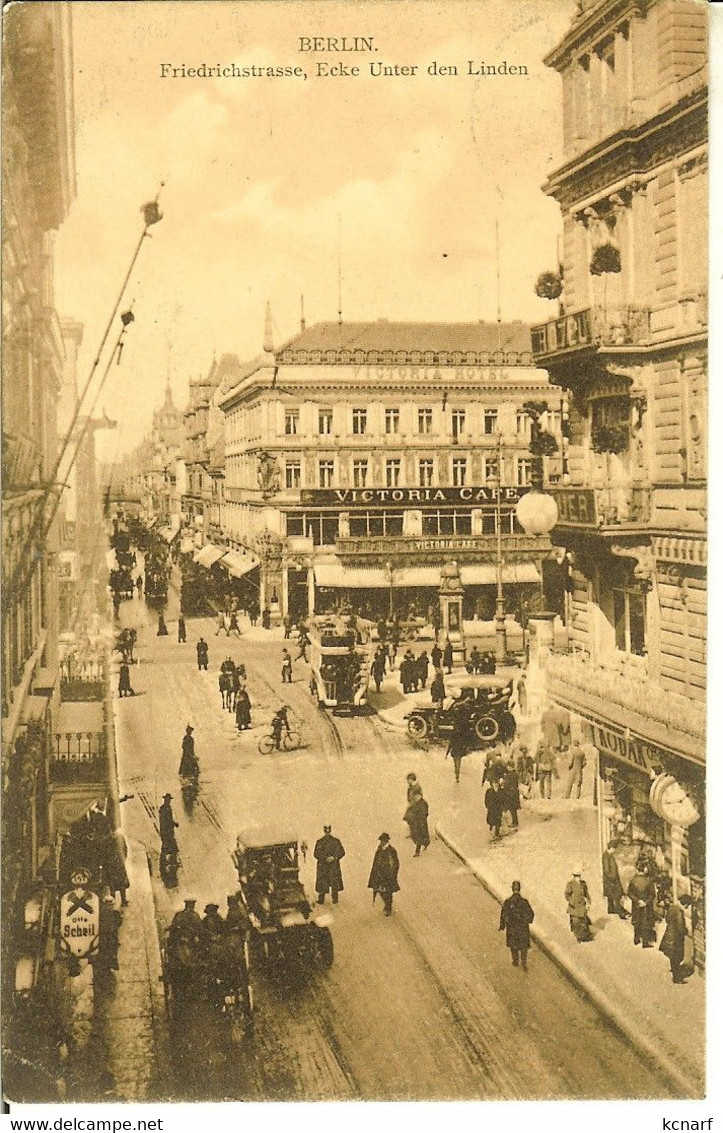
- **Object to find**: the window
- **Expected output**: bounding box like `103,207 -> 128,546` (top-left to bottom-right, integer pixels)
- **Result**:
613,585 -> 646,656
353,459 -> 368,488
348,511 -> 404,537
516,458 -> 533,486
352,408 -> 367,435
483,409 -> 498,435
386,458 -> 401,487
285,460 -> 301,489
418,407 -> 433,434
318,409 -> 333,435
452,457 -> 467,487
286,512 -> 339,546
285,410 -> 299,435
421,510 -> 472,536
516,412 -> 531,439
482,456 -> 498,484
385,408 -> 400,434
418,458 -> 434,487
319,460 -> 335,488
451,409 -> 466,439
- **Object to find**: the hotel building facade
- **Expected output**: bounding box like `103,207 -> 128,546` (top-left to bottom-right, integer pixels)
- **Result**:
218,320 -> 562,623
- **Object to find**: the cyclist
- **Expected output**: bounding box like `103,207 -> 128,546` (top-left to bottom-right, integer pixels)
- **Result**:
271,705 -> 292,750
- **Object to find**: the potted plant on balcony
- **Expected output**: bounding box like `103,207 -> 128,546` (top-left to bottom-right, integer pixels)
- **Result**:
589,243 -> 621,336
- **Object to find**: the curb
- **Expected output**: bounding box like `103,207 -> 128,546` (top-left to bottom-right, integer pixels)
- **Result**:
126,838 -> 169,1097
435,822 -> 699,1100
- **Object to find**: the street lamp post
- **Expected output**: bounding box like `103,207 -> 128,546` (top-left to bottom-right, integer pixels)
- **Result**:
386,560 -> 394,620
486,455 -> 508,663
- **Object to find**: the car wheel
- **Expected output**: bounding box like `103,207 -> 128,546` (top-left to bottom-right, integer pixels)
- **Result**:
406,714 -> 429,740
475,714 -> 500,742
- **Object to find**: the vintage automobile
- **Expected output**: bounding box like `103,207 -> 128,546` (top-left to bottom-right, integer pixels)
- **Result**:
404,673 -> 517,745
232,828 -> 334,968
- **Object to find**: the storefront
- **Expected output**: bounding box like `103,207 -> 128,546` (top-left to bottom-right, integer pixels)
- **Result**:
583,717 -> 705,968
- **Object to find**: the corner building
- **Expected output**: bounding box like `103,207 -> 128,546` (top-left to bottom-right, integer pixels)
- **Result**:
531,0 -> 706,962
220,320 -> 561,622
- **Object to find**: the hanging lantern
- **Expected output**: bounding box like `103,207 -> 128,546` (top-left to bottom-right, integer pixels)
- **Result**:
516,490 -> 559,535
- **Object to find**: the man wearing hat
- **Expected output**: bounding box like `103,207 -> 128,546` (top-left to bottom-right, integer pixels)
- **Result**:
202,903 -> 225,937
564,866 -> 593,942
159,793 -> 178,855
169,898 -> 203,947
179,725 -> 199,779
659,892 -> 694,983
313,825 -> 346,905
367,833 -> 400,916
499,881 -> 535,970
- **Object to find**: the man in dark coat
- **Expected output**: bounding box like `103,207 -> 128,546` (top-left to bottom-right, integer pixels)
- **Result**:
179,725 -> 199,779
499,881 -> 535,969
446,723 -> 469,783
602,842 -> 628,918
177,615 -> 187,644
157,613 -> 168,636
313,825 -> 345,904
430,668 -> 446,707
627,865 -> 657,947
659,893 -> 693,983
431,643 -> 442,670
485,778 -> 504,839
416,650 -> 430,688
404,793 -> 430,857
399,654 -> 414,694
235,687 -> 252,730
159,793 -> 179,855
118,662 -> 134,698
371,650 -> 386,693
368,833 -> 400,916
501,760 -> 521,828
196,638 -> 209,670
443,639 -> 453,674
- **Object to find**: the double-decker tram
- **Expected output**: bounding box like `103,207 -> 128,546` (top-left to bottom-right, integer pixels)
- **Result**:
308,615 -> 373,715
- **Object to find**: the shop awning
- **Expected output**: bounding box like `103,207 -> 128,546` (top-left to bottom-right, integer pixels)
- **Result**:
159,517 -> 181,543
460,563 -> 540,586
314,563 -> 441,589
220,550 -> 260,578
193,543 -> 225,569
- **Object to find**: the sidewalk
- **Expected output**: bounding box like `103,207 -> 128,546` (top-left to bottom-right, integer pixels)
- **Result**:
64,840 -> 167,1101
371,674 -> 705,1099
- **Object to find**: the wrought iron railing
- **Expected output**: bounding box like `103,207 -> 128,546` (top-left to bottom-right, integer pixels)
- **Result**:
531,306 -> 650,359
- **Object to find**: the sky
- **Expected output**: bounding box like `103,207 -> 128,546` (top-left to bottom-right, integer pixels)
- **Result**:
54,0 -> 577,458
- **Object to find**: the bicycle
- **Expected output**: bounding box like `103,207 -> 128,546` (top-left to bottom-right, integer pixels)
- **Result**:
257,729 -> 301,755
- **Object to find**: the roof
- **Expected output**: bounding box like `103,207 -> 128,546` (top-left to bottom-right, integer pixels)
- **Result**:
236,826 -> 299,850
277,320 -> 532,356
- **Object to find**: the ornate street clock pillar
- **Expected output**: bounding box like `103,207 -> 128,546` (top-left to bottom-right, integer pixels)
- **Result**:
438,561 -> 466,667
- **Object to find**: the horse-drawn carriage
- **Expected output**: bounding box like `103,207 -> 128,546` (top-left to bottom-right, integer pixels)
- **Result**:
232,829 -> 334,968
161,914 -> 254,1034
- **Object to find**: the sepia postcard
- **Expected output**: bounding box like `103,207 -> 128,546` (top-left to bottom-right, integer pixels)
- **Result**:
1,0 -> 713,1118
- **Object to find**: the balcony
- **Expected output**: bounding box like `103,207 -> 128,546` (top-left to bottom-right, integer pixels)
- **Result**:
336,533 -> 548,560
59,657 -> 106,702
551,486 -> 651,531
50,702 -> 107,785
531,306 -> 650,364
546,651 -> 705,765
